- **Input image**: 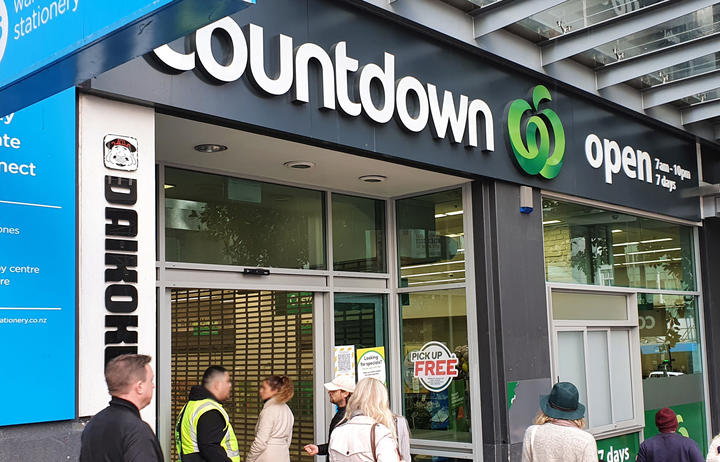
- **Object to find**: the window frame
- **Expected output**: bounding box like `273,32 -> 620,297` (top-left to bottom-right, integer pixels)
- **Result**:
548,286 -> 645,439
390,184 -> 480,459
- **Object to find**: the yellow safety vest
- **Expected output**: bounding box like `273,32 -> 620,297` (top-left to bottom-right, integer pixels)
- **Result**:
175,398 -> 240,462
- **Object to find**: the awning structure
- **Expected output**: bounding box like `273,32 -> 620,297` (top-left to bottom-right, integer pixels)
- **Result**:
428,0 -> 720,140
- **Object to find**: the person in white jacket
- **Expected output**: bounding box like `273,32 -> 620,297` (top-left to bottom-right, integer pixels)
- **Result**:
707,433 -> 720,462
329,378 -> 401,462
246,375 -> 295,462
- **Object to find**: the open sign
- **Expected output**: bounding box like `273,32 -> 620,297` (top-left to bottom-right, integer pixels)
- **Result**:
410,341 -> 459,392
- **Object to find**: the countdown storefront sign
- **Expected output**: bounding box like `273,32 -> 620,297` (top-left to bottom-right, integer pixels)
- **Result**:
410,341 -> 459,392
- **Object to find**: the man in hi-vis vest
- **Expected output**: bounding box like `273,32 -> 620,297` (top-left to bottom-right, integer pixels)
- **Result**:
176,366 -> 240,462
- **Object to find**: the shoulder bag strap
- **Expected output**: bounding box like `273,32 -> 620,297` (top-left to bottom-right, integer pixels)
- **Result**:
370,423 -> 379,462
529,425 -> 538,457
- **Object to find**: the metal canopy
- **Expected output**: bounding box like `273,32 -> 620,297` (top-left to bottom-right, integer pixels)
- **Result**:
429,0 -> 720,137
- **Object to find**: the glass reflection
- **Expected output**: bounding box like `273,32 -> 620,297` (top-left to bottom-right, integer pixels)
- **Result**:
508,0 -> 663,43
631,51 -> 720,90
639,294 -> 707,453
397,189 -> 465,288
542,199 -> 696,290
165,167 -> 326,269
574,5 -> 720,67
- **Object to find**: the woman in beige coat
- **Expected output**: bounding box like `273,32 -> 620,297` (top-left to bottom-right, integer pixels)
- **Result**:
246,375 -> 294,462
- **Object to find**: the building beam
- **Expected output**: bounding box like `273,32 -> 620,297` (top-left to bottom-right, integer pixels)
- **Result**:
542,0 -> 718,65
596,34 -> 720,90
644,70 -> 720,109
683,100 -> 720,125
473,0 -> 566,37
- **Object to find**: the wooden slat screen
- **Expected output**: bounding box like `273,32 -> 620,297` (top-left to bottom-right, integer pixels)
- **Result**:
171,289 -> 314,461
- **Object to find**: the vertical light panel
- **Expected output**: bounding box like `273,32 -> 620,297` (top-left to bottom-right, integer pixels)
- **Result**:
78,94 -> 156,425
0,88 -> 76,426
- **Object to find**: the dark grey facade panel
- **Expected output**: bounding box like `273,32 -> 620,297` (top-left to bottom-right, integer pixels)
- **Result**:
699,218 -> 720,438
88,0 -> 700,221
0,419 -> 84,461
472,181 -> 551,461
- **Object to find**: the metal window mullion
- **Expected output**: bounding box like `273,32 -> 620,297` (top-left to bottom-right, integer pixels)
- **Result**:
462,182 -> 482,459
313,292 -> 327,449
605,328 -> 616,426
577,327 -> 592,428
387,197 -> 403,412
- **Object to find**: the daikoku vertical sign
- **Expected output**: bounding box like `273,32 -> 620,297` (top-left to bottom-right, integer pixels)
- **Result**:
0,88 -> 75,426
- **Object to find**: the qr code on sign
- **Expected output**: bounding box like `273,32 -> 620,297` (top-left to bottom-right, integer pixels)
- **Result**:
337,352 -> 353,371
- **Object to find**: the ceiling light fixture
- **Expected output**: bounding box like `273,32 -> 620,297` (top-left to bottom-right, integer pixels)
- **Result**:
194,143 -> 228,153
612,229 -> 623,233
640,237 -> 673,244
284,160 -> 316,169
542,219 -> 561,225
358,175 -> 387,183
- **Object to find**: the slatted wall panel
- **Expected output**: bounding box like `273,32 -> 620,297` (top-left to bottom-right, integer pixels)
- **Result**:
171,289 -> 314,461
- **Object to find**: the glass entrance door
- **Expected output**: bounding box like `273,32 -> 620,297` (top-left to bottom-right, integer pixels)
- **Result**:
169,288 -> 315,461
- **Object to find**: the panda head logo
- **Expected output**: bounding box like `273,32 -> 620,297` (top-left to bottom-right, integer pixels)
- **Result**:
104,135 -> 138,171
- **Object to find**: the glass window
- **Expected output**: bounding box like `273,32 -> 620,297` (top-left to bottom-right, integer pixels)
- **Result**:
639,294 -> 707,452
551,291 -> 639,432
397,189 -> 465,288
401,289 -> 471,443
334,293 -> 389,385
332,194 -> 386,273
164,167 -> 326,269
556,328 -> 637,430
542,199 -> 696,290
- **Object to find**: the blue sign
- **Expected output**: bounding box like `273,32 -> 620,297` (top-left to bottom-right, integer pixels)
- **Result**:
0,0 -> 255,116
0,88 -> 75,426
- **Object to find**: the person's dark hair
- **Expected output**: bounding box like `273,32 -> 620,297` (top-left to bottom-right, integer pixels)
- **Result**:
264,375 -> 294,403
105,354 -> 152,395
202,365 -> 228,387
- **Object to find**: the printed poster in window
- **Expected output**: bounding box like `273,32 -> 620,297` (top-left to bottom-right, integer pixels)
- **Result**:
357,347 -> 386,385
334,345 -> 355,380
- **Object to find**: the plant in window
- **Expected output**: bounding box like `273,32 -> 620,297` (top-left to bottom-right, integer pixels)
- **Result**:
195,201 -> 312,268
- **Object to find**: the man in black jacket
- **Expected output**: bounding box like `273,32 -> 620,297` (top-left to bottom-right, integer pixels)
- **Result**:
175,366 -> 237,462
79,354 -> 163,462
303,375 -> 356,458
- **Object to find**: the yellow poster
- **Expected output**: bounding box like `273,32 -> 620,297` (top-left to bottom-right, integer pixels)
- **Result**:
357,346 -> 386,385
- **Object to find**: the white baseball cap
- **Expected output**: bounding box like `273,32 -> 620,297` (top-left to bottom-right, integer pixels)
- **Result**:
324,375 -> 356,393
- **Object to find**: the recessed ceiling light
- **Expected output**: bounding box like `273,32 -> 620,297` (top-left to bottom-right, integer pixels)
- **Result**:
359,175 -> 387,183
284,161 -> 316,169
194,143 -> 228,153
164,184 -> 175,189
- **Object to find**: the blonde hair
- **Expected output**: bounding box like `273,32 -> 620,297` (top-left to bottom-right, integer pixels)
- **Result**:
533,410 -> 586,429
344,378 -> 397,441
264,375 -> 294,404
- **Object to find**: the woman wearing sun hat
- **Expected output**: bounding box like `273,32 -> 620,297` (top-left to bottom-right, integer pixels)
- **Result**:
521,381 -> 597,462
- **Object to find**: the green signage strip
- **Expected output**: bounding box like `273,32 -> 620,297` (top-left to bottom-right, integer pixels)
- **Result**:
596,433 -> 640,462
644,402 -> 708,454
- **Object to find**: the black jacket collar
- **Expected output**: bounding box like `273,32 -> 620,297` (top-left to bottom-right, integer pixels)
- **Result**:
109,396 -> 140,417
188,385 -> 221,403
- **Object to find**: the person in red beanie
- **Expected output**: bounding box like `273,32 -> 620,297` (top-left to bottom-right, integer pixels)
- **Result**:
636,407 -> 704,462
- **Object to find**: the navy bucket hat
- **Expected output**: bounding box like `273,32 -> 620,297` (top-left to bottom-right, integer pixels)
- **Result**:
539,382 -> 586,421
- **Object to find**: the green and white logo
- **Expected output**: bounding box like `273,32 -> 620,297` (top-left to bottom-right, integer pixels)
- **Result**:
507,85 -> 565,179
